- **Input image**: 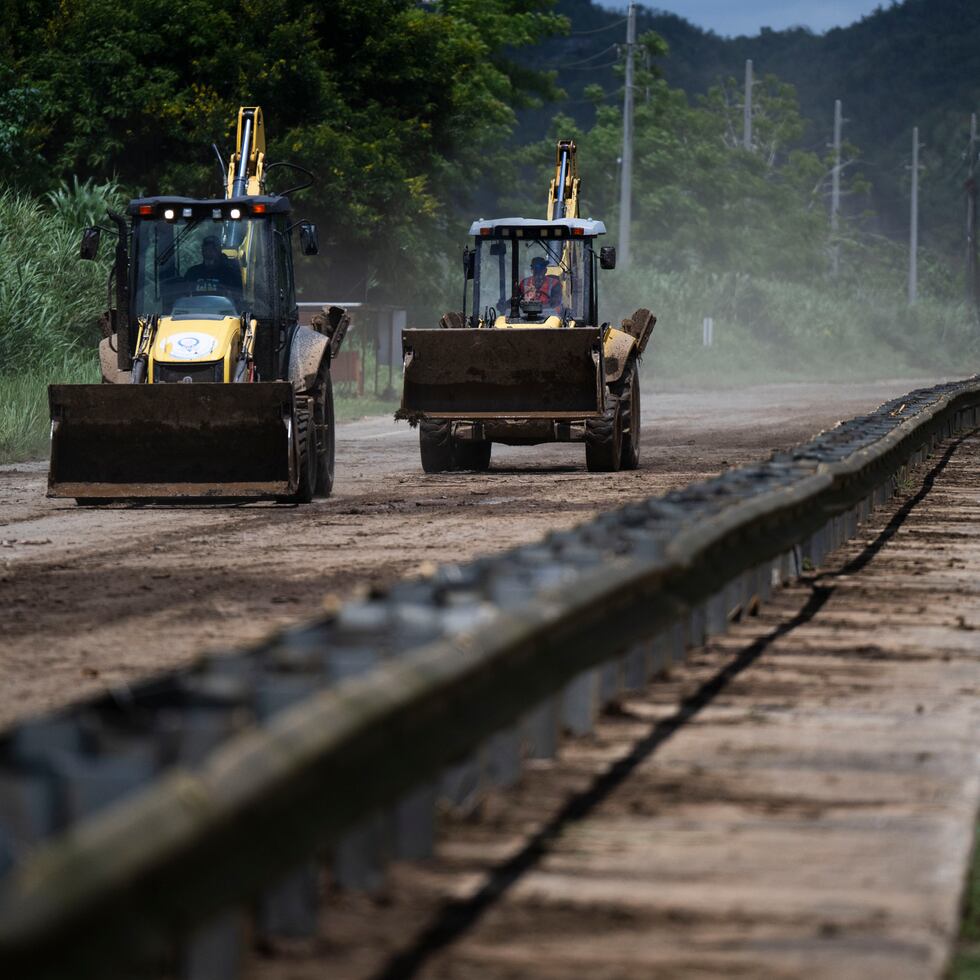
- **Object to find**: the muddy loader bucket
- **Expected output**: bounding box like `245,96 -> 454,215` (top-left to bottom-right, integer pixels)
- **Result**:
399,327 -> 604,419
48,383 -> 297,500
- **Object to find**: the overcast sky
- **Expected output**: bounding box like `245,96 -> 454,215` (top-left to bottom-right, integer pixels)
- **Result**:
604,1 -> 889,37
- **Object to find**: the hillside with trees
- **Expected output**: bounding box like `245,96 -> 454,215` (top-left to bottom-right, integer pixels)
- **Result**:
0,0 -> 977,459
536,0 -> 980,256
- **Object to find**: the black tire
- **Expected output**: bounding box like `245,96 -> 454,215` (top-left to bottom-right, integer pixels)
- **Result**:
420,419 -> 455,473
618,365 -> 641,470
453,440 -> 492,472
285,403 -> 316,504
585,392 -> 622,473
313,365 -> 335,498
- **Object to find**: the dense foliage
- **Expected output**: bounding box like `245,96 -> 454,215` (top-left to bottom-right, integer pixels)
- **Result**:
0,184 -> 116,376
2,0 -> 974,299
0,0 -> 566,301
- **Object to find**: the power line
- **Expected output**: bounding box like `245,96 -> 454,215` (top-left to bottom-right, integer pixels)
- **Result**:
558,88 -> 624,106
555,43 -> 617,68
571,17 -> 628,35
561,61 -> 619,72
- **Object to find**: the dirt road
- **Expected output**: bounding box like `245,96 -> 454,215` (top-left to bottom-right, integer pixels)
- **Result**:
0,380 -> 939,728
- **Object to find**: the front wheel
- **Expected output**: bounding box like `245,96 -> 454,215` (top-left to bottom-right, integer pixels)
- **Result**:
453,440 -> 492,472
618,365 -> 641,470
419,422 -> 491,473
420,419 -> 455,473
290,410 -> 317,503
585,393 -> 622,473
280,393 -> 317,504
313,366 -> 335,497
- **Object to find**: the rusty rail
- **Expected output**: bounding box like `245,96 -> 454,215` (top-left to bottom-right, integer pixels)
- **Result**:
1,378 -> 978,978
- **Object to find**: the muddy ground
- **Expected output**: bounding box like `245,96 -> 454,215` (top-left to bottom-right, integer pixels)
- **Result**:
0,380 -> 938,728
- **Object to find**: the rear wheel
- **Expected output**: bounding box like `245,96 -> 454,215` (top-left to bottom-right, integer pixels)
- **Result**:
453,440 -> 492,472
618,364 -> 641,470
313,364 -> 335,497
294,419 -> 317,503
420,419 -> 454,473
585,392 -> 622,473
284,400 -> 316,503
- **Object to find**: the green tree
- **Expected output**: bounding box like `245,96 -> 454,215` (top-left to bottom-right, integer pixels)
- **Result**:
513,50 -> 868,282
3,0 -> 567,307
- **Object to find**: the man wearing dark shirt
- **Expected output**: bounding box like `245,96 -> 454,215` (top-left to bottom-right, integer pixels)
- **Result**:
184,235 -> 241,295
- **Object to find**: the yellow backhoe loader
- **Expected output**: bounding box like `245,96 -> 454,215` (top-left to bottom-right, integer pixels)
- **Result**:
397,140 -> 655,472
48,107 -> 349,503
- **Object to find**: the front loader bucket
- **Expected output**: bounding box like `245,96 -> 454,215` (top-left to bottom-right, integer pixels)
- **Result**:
48,383 -> 297,500
398,327 -> 603,419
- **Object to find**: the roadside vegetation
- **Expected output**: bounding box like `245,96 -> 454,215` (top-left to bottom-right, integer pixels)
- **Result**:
1,0 -> 976,462
0,186 -> 112,461
608,269 -> 978,387
951,825 -> 980,979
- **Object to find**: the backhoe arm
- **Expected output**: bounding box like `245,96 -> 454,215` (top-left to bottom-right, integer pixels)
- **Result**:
547,139 -> 580,220
226,106 -> 267,198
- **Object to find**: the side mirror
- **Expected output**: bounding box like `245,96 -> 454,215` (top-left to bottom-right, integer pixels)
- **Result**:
80,226 -> 101,260
599,246 -> 616,270
299,221 -> 319,256
463,248 -> 476,280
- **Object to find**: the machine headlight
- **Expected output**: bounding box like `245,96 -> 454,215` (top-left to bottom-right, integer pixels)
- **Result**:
163,208 -> 175,220
229,207 -> 242,220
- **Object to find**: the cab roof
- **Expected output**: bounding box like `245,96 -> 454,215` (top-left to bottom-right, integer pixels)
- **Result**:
469,217 -> 607,238
126,195 -> 291,216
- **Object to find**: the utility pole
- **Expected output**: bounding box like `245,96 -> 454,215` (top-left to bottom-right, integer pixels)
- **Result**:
617,2 -> 636,270
743,59 -> 753,151
966,113 -> 978,308
830,99 -> 842,277
909,127 -> 921,306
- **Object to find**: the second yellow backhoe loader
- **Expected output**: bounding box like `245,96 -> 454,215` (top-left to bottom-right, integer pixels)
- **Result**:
48,107 -> 349,503
397,140 -> 655,473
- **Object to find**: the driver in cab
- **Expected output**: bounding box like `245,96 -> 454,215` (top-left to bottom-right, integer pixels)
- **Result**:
519,255 -> 562,313
185,235 -> 241,296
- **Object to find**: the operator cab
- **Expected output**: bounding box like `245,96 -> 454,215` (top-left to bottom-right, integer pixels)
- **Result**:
128,195 -> 295,323
115,195 -> 317,383
466,217 -> 614,329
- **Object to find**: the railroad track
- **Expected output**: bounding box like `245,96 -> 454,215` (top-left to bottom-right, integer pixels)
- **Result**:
0,378 -> 978,978
297,433 -> 980,979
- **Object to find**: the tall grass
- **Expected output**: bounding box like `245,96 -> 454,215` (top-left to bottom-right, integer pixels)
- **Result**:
0,182 -> 118,462
0,355 -> 98,462
0,185 -> 116,378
